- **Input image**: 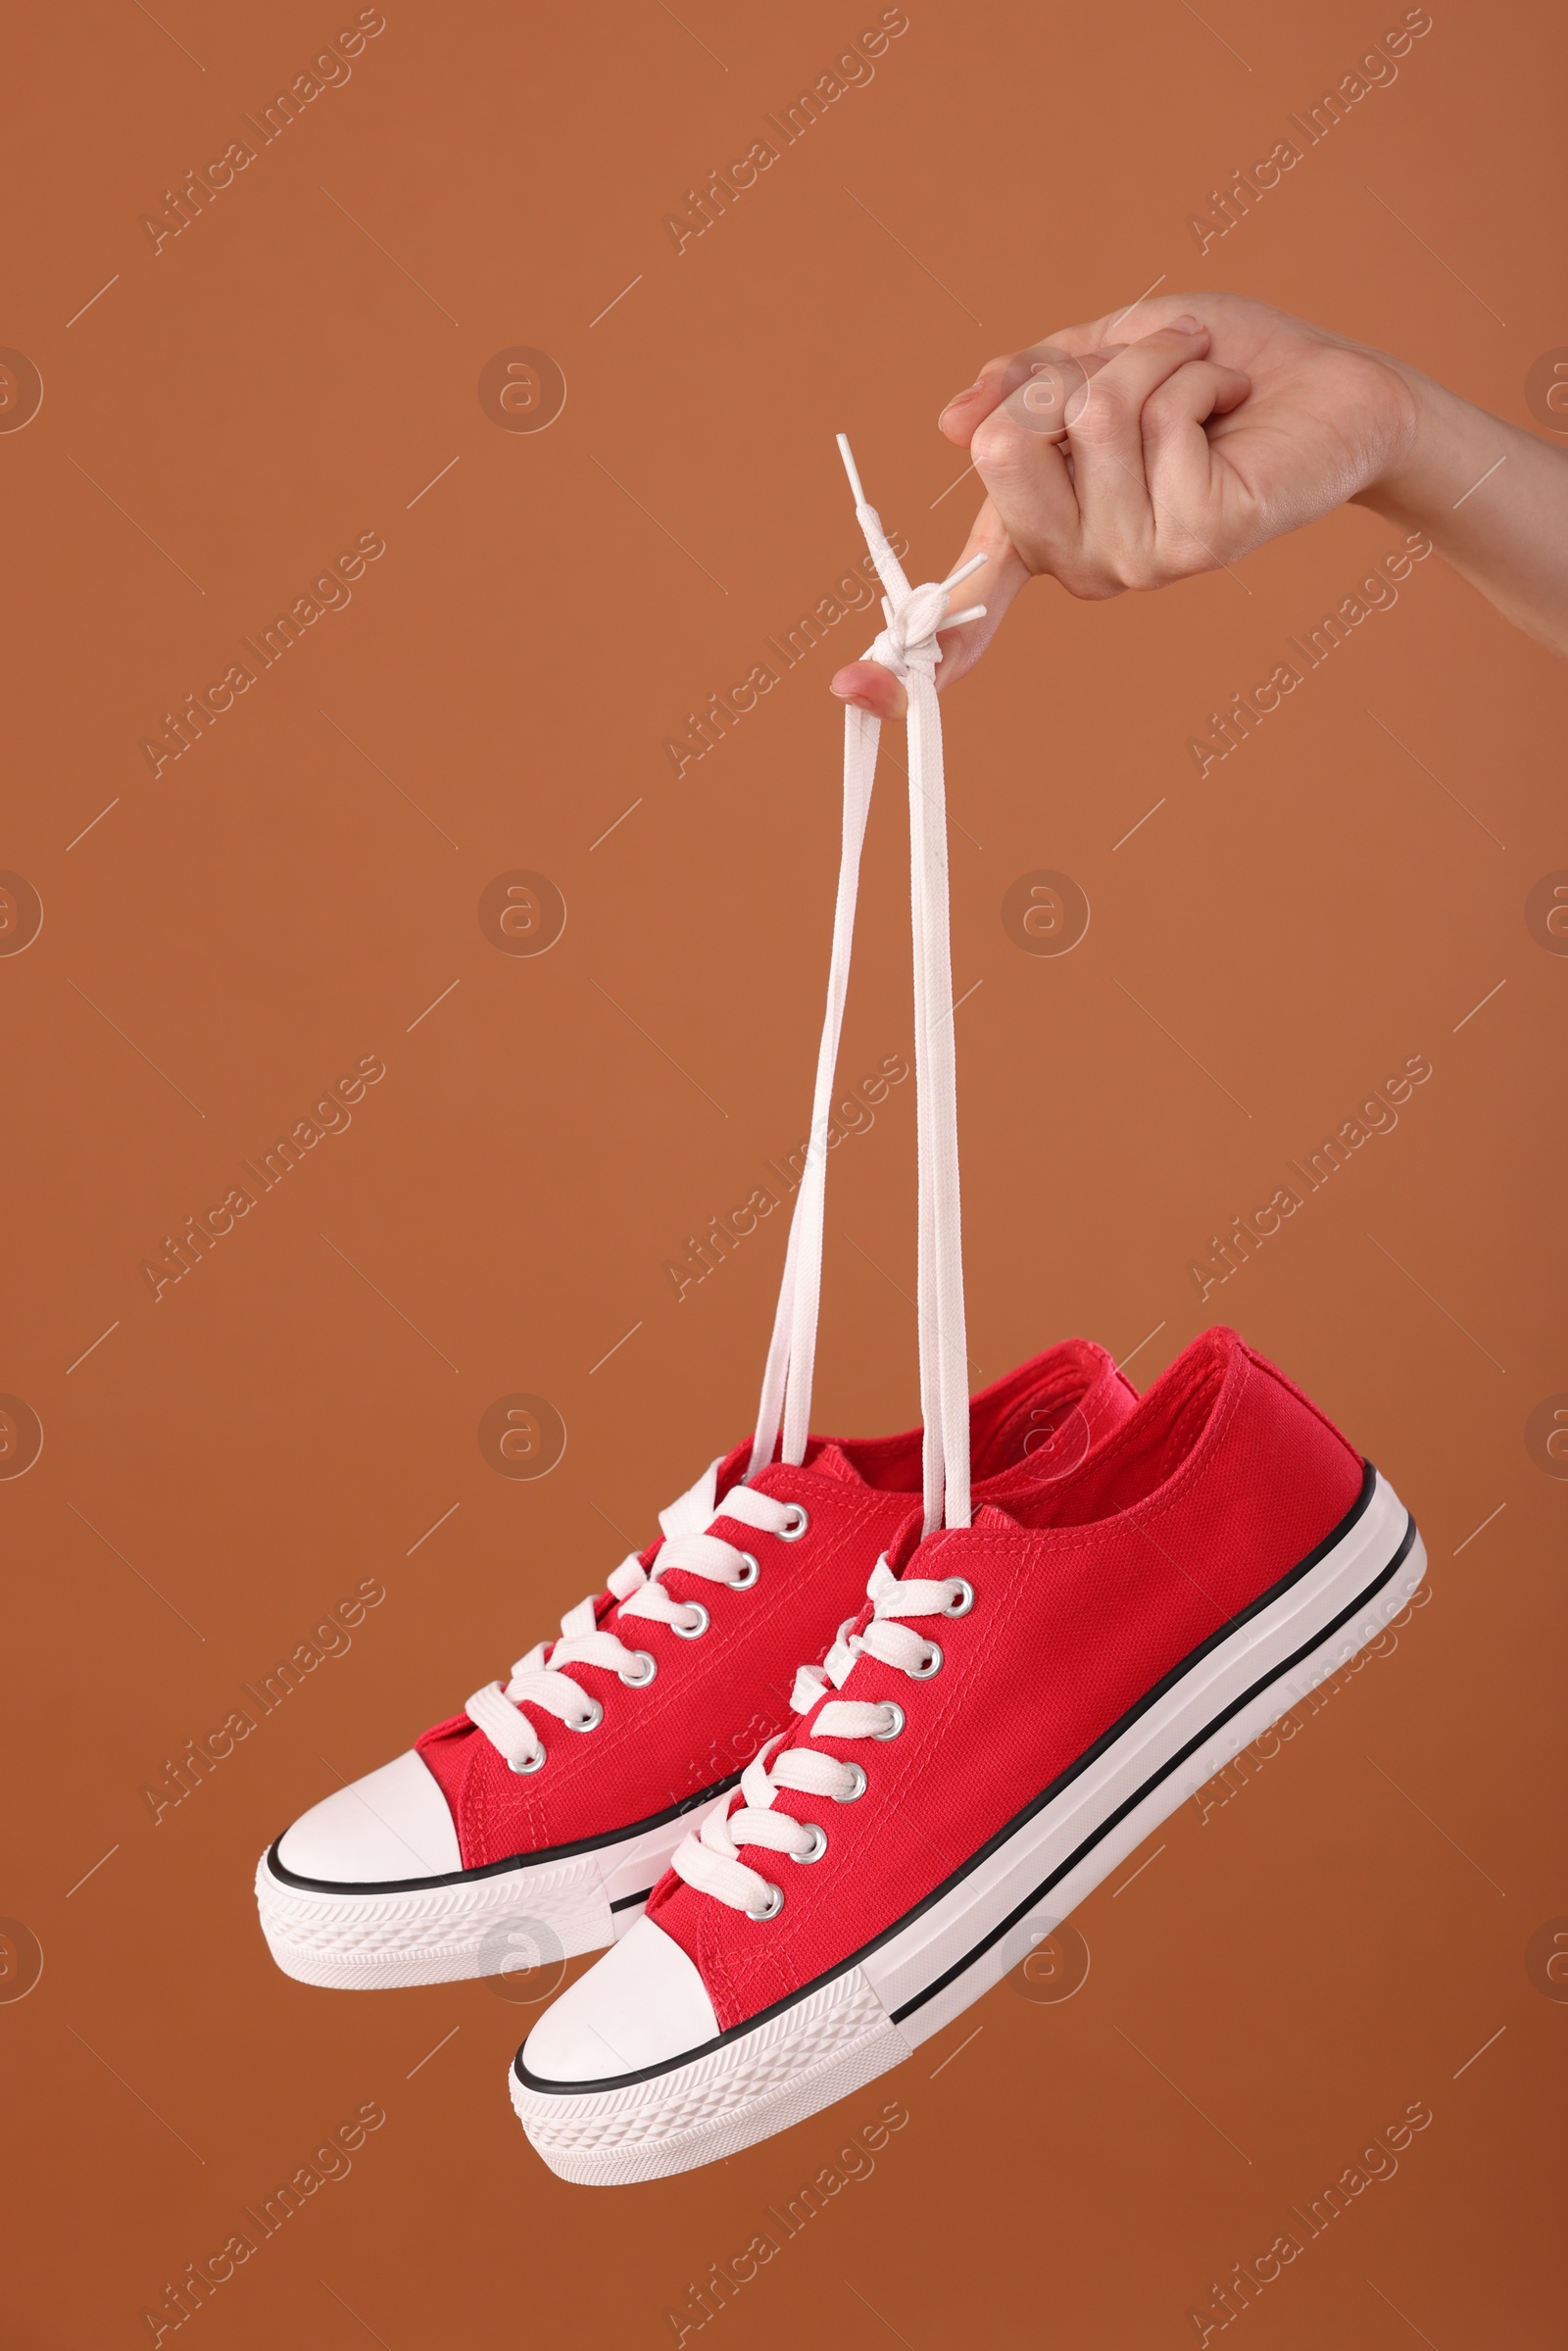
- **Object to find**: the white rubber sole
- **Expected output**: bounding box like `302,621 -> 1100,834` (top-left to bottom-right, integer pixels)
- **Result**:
256,1785 -> 736,1990
512,1470 -> 1423,2182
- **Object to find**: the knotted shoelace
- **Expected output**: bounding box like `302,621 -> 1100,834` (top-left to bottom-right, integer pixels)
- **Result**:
745,436 -> 986,1535
671,439 -> 990,1913
466,437 -> 984,1777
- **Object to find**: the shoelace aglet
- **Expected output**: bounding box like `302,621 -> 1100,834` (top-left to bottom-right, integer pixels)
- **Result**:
942,551 -> 990,593
835,432 -> 867,507
944,603 -> 987,629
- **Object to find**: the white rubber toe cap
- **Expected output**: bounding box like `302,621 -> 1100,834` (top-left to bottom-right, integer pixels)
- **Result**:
274,1750 -> 462,1884
523,1916 -> 719,2082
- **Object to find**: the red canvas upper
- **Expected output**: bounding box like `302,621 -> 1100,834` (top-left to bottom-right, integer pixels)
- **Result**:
416,1341 -> 1137,1867
647,1327 -> 1365,2030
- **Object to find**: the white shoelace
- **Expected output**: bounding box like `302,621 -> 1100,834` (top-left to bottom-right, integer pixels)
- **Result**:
671,1558 -> 972,1915
466,1467 -> 805,1773
467,438 -> 983,1777
746,436 -> 985,1535
671,441 -> 989,1915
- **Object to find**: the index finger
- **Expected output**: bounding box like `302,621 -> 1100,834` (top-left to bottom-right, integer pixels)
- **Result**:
940,342 -> 1122,445
938,285 -> 1235,444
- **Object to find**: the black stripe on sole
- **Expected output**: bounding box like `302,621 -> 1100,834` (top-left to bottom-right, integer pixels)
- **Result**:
890,1508 -> 1416,2022
267,1769 -> 744,1898
517,1467 -> 1408,2095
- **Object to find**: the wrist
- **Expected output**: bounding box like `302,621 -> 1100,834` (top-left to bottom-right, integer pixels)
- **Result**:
1351,360 -> 1480,528
1349,352 -> 1568,657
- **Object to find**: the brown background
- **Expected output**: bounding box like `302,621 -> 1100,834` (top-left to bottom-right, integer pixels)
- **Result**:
2,0 -> 1563,2343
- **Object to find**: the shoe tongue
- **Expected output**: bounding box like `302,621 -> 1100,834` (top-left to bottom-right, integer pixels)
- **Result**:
804,1442 -> 866,1486
972,1500 -> 1017,1532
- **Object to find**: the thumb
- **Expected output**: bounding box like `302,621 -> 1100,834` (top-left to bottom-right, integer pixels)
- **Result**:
829,498 -> 1031,717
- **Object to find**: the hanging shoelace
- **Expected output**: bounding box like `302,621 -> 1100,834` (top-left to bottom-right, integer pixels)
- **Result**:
466,437 -> 983,1778
671,439 -> 989,1914
746,437 -> 986,1533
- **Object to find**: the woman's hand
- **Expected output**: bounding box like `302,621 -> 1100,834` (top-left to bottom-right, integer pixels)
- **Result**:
948,293 -> 1414,590
831,290 -> 1568,714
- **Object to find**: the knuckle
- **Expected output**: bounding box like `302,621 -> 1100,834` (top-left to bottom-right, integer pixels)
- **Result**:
1142,373 -> 1185,416
1059,560 -> 1123,603
1138,390 -> 1185,446
970,410 -> 1041,476
1165,541 -> 1214,582
1076,530 -> 1151,595
1069,381 -> 1132,443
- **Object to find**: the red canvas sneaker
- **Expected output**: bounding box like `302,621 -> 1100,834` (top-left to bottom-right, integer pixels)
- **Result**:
255,1341 -> 1134,1987
256,424 -> 1029,1991
512,1327 -> 1425,2182
511,448 -> 1427,2182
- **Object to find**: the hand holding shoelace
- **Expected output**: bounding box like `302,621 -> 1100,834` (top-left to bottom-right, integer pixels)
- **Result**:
670,1556 -> 973,1919
465,1477 -> 805,1776
833,290 -> 1568,709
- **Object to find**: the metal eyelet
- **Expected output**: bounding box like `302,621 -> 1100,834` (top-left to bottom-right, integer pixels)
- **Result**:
618,1650 -> 657,1688
872,1702 -> 906,1739
777,1503 -> 810,1543
834,1763 -> 869,1802
789,1822 -> 828,1864
730,1552 -> 760,1590
508,1747 -> 547,1775
944,1579 -> 975,1617
746,1882 -> 785,1921
671,1602 -> 710,1641
566,1696 -> 605,1732
907,1642 -> 944,1680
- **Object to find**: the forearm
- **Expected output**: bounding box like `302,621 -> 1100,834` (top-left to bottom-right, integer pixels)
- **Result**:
1354,366 -> 1568,655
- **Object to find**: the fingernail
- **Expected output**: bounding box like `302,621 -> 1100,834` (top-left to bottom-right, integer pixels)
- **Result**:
939,378 -> 985,414
1167,316 -> 1205,334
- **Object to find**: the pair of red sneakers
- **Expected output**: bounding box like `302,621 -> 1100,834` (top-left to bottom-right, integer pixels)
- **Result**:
257,1338 -> 1134,1987
256,446 -> 1424,2185
258,1324 -> 1422,2183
